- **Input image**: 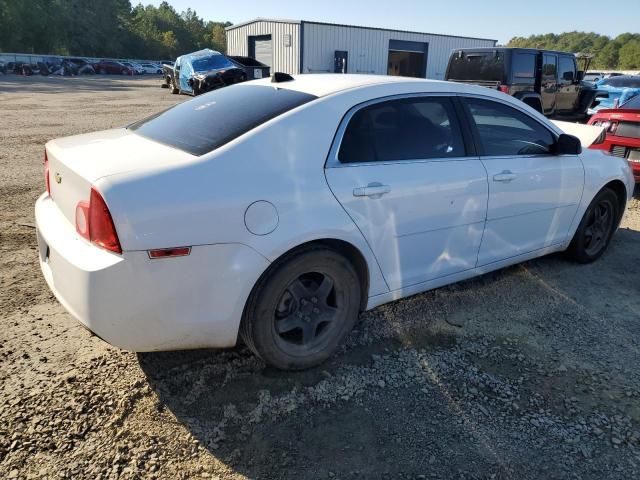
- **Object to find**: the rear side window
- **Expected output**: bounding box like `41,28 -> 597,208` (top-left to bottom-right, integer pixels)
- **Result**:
511,53 -> 536,83
464,98 -> 556,156
447,51 -> 505,82
543,54 -> 557,78
339,97 -> 465,163
129,85 -> 317,155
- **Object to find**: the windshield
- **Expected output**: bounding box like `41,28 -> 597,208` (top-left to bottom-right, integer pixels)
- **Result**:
447,51 -> 505,82
191,55 -> 234,72
600,76 -> 640,88
128,84 -> 318,156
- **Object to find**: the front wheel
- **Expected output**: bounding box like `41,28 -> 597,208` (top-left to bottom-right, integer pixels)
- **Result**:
566,188 -> 619,263
240,247 -> 361,370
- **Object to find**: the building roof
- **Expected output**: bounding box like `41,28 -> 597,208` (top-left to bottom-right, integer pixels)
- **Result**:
225,18 -> 497,44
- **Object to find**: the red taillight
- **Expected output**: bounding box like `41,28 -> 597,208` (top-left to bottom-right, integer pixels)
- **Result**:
75,188 -> 122,254
498,85 -> 510,94
89,188 -> 122,254
44,150 -> 51,196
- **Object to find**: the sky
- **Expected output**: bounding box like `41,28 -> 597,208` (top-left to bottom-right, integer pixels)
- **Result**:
145,0 -> 639,44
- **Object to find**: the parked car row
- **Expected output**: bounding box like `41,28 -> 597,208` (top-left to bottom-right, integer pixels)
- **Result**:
0,57 -> 164,76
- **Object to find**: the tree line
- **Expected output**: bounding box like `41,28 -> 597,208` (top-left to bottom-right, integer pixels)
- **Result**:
0,0 -> 230,60
507,32 -> 640,70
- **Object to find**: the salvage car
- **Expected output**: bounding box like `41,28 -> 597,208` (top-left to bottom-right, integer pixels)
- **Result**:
445,48 -> 599,120
589,94 -> 640,182
588,75 -> 640,114
36,74 -> 634,370
162,49 -> 246,95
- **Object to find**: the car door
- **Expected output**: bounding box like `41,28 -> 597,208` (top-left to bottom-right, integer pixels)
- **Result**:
324,95 -> 488,291
460,96 -> 583,266
557,55 -> 579,113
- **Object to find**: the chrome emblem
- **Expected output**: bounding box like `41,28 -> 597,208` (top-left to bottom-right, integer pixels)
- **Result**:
55,172 -> 62,184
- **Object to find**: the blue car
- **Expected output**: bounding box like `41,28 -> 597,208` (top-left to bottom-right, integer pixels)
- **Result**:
589,75 -> 640,115
162,49 -> 246,96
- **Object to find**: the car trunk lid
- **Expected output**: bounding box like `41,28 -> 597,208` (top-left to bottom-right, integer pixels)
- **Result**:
45,128 -> 195,227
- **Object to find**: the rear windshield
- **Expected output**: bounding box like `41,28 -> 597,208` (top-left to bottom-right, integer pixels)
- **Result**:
128,85 -> 318,156
447,51 -> 505,82
191,55 -> 234,71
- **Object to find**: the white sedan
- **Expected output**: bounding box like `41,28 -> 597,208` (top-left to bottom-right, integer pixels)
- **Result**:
138,63 -> 163,74
36,74 -> 634,370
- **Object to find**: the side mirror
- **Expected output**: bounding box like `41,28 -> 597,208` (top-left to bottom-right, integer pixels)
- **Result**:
555,134 -> 582,155
562,71 -> 575,82
577,70 -> 584,82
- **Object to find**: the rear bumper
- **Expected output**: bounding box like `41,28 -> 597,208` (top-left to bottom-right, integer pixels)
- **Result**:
35,193 -> 269,351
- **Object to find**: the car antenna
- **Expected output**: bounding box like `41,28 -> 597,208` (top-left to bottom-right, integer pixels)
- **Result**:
271,72 -> 294,83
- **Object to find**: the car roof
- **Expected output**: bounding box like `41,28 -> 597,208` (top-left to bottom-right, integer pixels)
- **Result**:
247,74 -> 477,97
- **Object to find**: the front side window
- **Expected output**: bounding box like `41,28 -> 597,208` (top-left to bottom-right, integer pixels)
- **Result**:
129,85 -> 317,156
559,56 -> 576,85
464,98 -> 556,156
338,97 -> 465,163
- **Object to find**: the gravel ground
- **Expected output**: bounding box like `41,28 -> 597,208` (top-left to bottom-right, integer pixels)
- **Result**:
1,75 -> 639,480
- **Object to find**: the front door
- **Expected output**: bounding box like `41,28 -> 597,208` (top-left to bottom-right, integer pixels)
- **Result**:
461,97 -> 583,265
325,95 -> 488,291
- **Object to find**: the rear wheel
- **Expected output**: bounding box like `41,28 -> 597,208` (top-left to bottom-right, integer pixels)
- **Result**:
566,188 -> 619,263
169,77 -> 179,94
241,247 -> 361,370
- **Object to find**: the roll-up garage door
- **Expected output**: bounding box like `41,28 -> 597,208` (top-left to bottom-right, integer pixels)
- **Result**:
249,35 -> 273,68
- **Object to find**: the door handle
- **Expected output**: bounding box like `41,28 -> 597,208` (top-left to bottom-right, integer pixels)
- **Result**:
353,183 -> 391,198
493,170 -> 517,183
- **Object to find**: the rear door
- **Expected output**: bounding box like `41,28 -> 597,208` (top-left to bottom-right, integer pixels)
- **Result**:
324,95 -> 488,291
460,96 -> 583,265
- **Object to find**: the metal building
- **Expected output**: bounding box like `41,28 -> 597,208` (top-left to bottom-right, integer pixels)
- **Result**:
226,18 -> 496,80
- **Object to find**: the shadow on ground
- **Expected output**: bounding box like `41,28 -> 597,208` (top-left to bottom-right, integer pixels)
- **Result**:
136,228 -> 640,478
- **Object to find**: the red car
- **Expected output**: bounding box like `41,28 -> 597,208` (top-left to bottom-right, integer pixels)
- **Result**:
93,60 -> 132,75
588,95 -> 640,182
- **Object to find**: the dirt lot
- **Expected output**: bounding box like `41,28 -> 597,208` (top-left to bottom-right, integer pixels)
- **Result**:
1,75 -> 639,480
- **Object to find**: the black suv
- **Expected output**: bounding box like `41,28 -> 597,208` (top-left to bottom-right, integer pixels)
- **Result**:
445,48 -> 599,120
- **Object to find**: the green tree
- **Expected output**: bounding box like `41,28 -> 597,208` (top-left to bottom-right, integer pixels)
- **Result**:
618,40 -> 640,69
506,31 -> 640,70
210,23 -> 227,52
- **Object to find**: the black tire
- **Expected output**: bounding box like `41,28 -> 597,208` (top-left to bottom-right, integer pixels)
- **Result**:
566,188 -> 619,263
240,246 -> 361,370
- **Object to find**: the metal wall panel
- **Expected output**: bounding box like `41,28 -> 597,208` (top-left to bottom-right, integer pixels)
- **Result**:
226,21 -> 300,74
301,22 -> 496,79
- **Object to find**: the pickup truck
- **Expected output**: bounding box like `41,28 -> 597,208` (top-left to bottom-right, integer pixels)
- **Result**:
162,49 -> 246,96
445,48 -> 602,121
